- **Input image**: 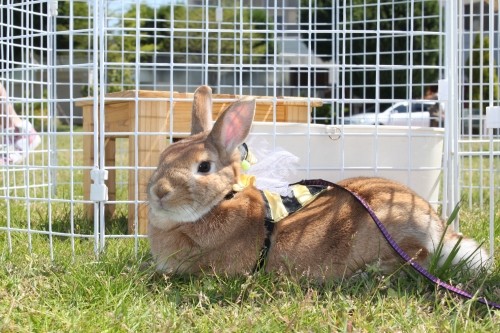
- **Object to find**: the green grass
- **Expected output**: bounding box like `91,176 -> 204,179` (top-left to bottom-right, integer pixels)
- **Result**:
1,130 -> 499,332
1,235 -> 499,332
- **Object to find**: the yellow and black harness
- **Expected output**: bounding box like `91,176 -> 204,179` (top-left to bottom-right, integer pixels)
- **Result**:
232,174 -> 329,271
235,143 -> 329,270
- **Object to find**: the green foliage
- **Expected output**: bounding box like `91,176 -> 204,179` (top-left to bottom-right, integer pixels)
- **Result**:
301,0 -> 442,101
313,103 -> 333,124
428,201 -> 480,280
345,0 -> 441,100
465,35 -> 500,113
1,1 -> 47,64
50,3 -> 273,95
1,1 -> 91,62
82,3 -> 273,93
55,1 -> 92,51
114,4 -> 272,65
299,0 -> 336,61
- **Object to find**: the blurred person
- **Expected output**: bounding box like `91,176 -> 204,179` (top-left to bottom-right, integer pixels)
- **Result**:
0,83 -> 41,165
424,84 -> 438,100
424,84 -> 444,128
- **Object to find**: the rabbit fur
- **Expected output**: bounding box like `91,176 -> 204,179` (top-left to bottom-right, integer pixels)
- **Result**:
147,85 -> 489,279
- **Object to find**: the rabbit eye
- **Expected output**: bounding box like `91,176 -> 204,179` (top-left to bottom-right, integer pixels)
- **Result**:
197,161 -> 212,174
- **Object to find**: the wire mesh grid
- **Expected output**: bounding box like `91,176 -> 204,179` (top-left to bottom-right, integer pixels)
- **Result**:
0,0 -> 498,260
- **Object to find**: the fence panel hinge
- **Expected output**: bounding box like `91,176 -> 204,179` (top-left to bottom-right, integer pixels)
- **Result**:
48,0 -> 58,16
90,168 -> 108,202
486,106 -> 500,129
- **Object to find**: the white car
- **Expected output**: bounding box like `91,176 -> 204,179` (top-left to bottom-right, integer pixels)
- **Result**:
343,101 -> 438,127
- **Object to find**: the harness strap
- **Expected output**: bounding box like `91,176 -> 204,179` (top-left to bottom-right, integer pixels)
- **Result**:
253,215 -> 275,273
253,184 -> 327,272
296,179 -> 500,310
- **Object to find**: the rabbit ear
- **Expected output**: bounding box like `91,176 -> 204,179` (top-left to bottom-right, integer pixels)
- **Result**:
191,85 -> 213,135
208,96 -> 256,158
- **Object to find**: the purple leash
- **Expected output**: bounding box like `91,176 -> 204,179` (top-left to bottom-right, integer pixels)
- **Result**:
298,179 -> 500,310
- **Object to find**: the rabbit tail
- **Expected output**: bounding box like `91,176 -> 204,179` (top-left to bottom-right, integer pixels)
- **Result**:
437,233 -> 491,271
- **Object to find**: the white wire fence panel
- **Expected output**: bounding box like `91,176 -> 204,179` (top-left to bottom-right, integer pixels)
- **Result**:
457,0 -> 500,259
458,0 -> 500,198
0,1 -> 496,260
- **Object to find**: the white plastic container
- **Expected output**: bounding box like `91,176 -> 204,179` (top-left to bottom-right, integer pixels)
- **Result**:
248,123 -> 445,205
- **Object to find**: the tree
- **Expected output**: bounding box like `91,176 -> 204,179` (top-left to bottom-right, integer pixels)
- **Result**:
101,4 -> 272,92
1,1 -> 91,64
465,35 -> 500,113
299,0 -> 335,62
1,1 -> 47,66
112,4 -> 271,65
55,1 -> 91,52
300,0 -> 442,102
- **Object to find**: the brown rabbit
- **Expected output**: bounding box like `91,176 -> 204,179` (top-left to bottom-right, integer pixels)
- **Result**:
147,85 -> 489,279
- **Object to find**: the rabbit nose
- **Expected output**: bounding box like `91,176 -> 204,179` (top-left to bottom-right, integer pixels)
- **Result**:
154,183 -> 172,200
